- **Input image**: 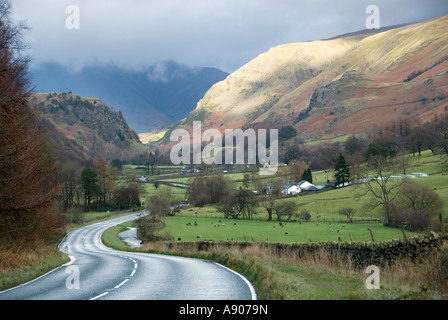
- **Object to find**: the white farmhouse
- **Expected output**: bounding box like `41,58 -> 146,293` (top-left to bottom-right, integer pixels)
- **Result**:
286,185 -> 301,195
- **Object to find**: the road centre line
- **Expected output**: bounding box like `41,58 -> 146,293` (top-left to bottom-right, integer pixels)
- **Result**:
90,292 -> 109,300
114,279 -> 129,289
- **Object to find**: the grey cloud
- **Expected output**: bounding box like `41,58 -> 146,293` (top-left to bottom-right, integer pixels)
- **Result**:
12,0 -> 448,73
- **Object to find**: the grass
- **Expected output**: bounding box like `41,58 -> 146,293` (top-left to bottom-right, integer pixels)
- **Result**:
306,134 -> 351,146
0,209 -> 134,291
101,221 -> 135,251
101,150 -> 447,299
135,237 -> 448,300
160,213 -> 419,243
125,149 -> 446,246
0,242 -> 70,292
3,150 -> 446,298
140,182 -> 187,203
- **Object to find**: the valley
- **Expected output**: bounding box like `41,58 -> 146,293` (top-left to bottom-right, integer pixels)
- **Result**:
2,3 -> 448,302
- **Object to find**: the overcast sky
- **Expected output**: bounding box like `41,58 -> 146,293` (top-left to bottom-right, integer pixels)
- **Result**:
12,0 -> 448,73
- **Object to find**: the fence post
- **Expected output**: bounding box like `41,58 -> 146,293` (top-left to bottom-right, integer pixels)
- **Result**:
440,213 -> 446,236
401,228 -> 407,240
350,233 -> 354,242
368,228 -> 375,242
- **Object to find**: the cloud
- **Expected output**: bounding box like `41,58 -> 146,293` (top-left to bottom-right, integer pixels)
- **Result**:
11,0 -> 448,73
146,61 -> 198,82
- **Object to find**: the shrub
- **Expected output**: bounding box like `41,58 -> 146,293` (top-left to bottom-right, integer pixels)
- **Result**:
187,175 -> 233,207
136,216 -> 172,242
298,209 -> 312,222
273,201 -> 298,222
390,181 -> 444,231
405,209 -> 433,231
148,186 -> 175,218
338,207 -> 356,223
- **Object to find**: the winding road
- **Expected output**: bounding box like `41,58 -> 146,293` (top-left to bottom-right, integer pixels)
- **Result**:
0,212 -> 256,300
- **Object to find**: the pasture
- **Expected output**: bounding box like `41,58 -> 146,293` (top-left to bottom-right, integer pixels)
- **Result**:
157,206 -> 421,243
122,149 -> 446,244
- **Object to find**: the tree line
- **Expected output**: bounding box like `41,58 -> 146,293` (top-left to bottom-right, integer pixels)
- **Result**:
185,174 -> 310,223
0,0 -> 60,246
281,113 -> 448,171
58,154 -> 142,213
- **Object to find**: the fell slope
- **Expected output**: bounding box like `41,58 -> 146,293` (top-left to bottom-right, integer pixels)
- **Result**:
161,15 -> 448,146
32,92 -> 147,163
31,62 -> 229,133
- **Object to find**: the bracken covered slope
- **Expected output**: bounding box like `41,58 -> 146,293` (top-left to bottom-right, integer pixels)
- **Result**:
31,92 -> 147,163
161,15 -> 448,146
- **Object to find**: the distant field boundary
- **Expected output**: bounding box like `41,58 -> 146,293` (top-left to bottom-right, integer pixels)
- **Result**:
148,233 -> 446,269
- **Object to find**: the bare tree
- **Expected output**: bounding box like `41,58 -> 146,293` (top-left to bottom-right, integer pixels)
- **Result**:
273,201 -> 298,222
339,207 -> 356,223
218,188 -> 258,220
260,193 -> 275,221
94,154 -> 117,208
148,186 -> 175,218
355,154 -> 408,222
58,160 -> 82,211
0,0 -> 59,245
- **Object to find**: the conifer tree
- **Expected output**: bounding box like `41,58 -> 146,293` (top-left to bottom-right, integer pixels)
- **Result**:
334,154 -> 350,187
301,168 -> 313,184
80,168 -> 99,212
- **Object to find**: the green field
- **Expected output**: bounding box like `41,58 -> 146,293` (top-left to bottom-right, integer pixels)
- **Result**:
118,149 -> 447,245
162,214 -> 419,243
144,150 -> 446,244
103,150 -> 448,300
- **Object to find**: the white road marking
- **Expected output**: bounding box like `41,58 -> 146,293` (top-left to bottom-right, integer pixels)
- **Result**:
214,262 -> 258,300
114,279 -> 129,289
91,256 -> 138,299
90,292 -> 109,300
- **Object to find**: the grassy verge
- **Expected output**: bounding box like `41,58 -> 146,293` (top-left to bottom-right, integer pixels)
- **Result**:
101,221 -> 135,251
102,220 -> 448,300
0,242 -> 70,291
0,209 -> 134,292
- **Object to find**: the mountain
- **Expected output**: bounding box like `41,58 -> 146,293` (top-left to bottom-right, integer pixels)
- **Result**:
31,92 -> 147,163
30,61 -> 229,133
160,15 -> 448,147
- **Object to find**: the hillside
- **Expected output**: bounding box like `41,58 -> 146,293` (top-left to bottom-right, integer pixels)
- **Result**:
159,15 -> 448,147
31,92 -> 147,163
30,61 -> 229,133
